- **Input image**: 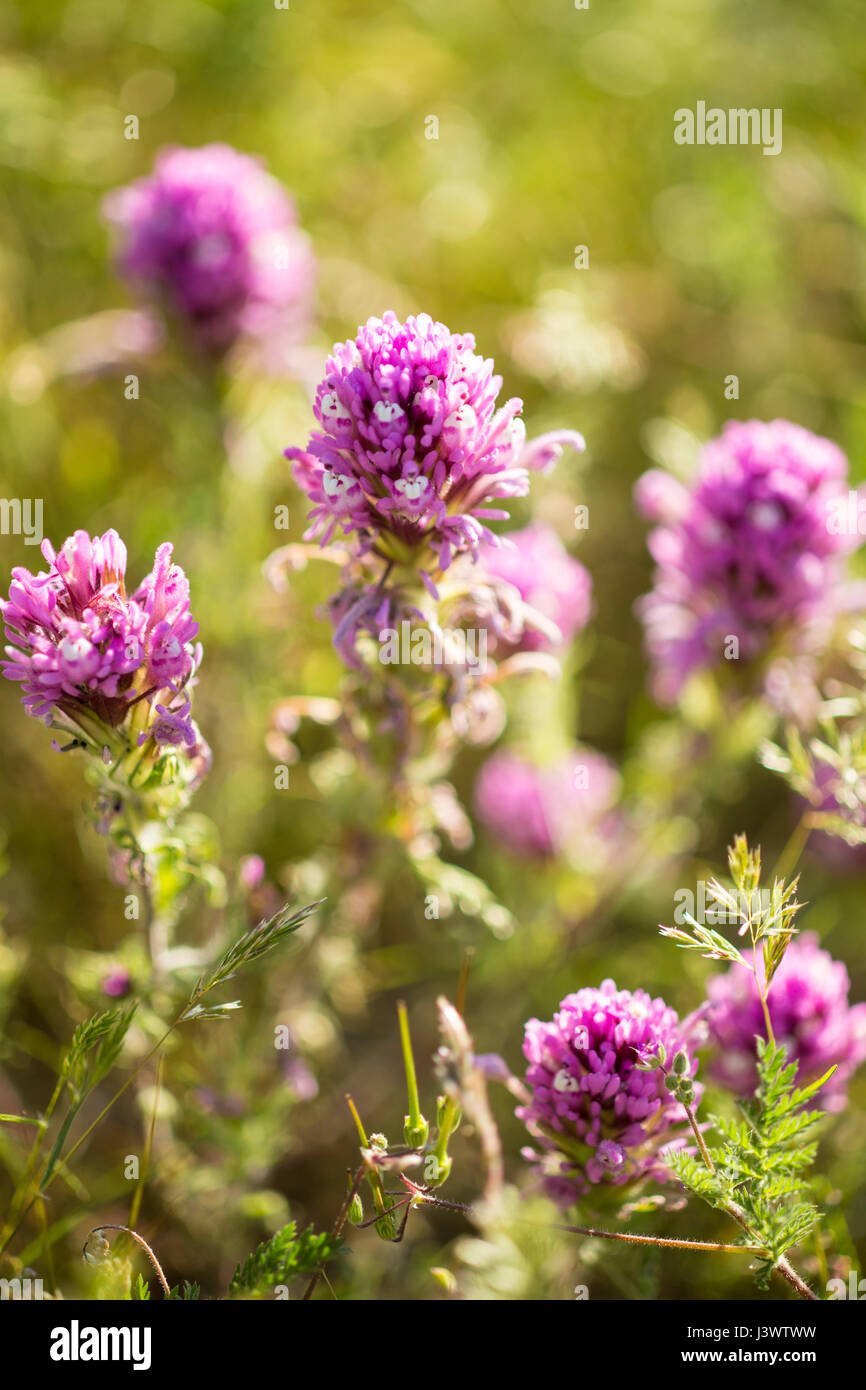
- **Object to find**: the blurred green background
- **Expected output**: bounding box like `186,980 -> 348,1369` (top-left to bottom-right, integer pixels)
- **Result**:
1,0 -> 865,1299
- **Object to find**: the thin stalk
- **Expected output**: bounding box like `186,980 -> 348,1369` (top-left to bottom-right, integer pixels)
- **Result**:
0,1072 -> 66,1250
433,1097 -> 459,1170
456,949 -> 473,1016
0,1022 -> 175,1259
301,1163 -> 365,1303
775,1255 -> 819,1301
397,1002 -> 422,1137
345,1095 -> 387,1215
683,1099 -> 716,1173
772,811 -> 812,884
129,1055 -> 163,1231
554,1223 -> 765,1254
86,1224 -> 170,1298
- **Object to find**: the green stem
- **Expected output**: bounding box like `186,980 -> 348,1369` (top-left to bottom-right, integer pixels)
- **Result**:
302,1164 -> 365,1303
433,1098 -> 458,1169
555,1223 -> 765,1254
397,1002 -> 422,1135
682,1098 -> 716,1174
772,811 -> 812,883
345,1095 -> 387,1214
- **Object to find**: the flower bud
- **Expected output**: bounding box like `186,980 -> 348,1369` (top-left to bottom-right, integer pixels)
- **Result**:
436,1095 -> 461,1132
425,1154 -> 452,1188
83,1230 -> 112,1266
346,1175 -> 364,1227
374,1209 -> 400,1241
403,1113 -> 429,1148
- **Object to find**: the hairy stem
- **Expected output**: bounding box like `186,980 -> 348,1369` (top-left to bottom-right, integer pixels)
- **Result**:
555,1223 -> 765,1254
86,1224 -> 170,1298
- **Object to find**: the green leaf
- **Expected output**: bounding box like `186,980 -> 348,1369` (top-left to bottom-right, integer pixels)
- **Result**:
181,1000 -> 242,1023
62,1004 -> 138,1103
168,1280 -> 200,1300
228,1221 -> 342,1300
192,900 -> 322,1003
675,1034 -> 826,1286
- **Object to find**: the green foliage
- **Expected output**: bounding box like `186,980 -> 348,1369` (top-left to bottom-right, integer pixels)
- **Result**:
2,0 -> 865,1304
61,1005 -> 138,1106
130,1273 -> 150,1301
727,833 -> 762,896
763,714 -> 866,850
189,899 -> 323,1005
661,836 -> 804,970
228,1221 -> 342,1300
168,1280 -> 201,1300
669,1039 -> 834,1286
38,1004 -> 139,1189
659,916 -> 746,965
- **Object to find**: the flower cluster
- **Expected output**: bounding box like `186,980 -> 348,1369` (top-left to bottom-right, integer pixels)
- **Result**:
2,530 -> 207,824
103,144 -> 314,355
477,521 -> 592,653
707,933 -> 866,1111
635,420 -> 861,704
473,748 -> 619,860
518,980 -> 700,1204
286,312 -> 584,587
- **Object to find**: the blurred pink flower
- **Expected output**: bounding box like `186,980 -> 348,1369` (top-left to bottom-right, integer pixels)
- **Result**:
104,143 -> 314,355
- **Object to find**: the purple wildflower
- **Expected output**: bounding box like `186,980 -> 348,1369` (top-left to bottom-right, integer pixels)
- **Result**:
473,748 -> 620,860
282,1056 -> 319,1102
707,933 -> 866,1111
286,312 -> 584,583
143,700 -> 196,748
103,144 -> 314,355
477,522 -> 592,653
1,529 -> 201,751
518,980 -> 701,1204
102,966 -> 132,998
635,420 -> 861,704
473,1053 -> 512,1083
239,854 -> 266,892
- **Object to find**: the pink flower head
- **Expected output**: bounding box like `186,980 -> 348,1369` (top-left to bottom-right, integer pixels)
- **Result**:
2,529 -> 200,750
707,933 -> 866,1111
239,854 -> 266,892
103,144 -> 314,355
635,420 -> 861,704
477,522 -> 592,653
473,748 -> 620,860
518,980 -> 701,1204
102,966 -> 132,998
286,312 -> 584,583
